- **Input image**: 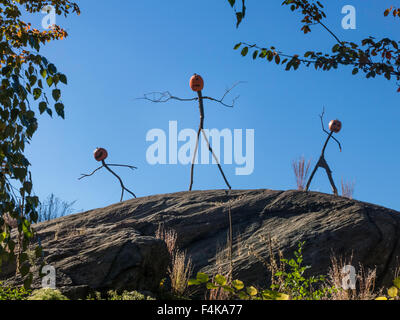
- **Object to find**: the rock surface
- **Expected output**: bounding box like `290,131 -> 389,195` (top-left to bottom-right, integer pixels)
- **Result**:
2,189 -> 400,297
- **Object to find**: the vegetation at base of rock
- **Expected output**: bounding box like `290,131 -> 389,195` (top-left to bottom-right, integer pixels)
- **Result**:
271,241 -> 337,300
189,272 -> 290,300
188,241 -> 336,300
27,288 -> 68,300
0,281 -> 31,300
87,290 -> 155,300
375,277 -> 400,300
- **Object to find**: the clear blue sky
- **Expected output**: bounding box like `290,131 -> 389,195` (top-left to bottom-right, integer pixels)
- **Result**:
23,0 -> 400,212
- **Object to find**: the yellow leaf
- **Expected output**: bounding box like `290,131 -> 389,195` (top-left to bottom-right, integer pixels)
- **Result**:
388,286 -> 398,298
375,297 -> 388,300
276,293 -> 290,300
246,286 -> 258,296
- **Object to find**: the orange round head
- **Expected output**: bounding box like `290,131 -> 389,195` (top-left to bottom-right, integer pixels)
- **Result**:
189,74 -> 204,92
94,148 -> 108,162
329,119 -> 342,133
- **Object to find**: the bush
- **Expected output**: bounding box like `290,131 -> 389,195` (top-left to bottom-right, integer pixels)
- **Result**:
27,288 -> 69,300
107,290 -> 156,300
188,241 -> 337,300
0,282 -> 31,300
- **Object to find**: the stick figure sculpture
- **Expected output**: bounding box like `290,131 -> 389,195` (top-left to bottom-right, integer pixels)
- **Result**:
305,110 -> 342,196
79,148 -> 137,202
142,74 -> 241,191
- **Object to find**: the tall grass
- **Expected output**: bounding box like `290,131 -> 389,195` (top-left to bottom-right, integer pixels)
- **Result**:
156,224 -> 193,296
293,156 -> 311,191
341,178 -> 355,199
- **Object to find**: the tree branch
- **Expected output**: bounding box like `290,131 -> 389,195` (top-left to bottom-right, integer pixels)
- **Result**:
78,165 -> 104,180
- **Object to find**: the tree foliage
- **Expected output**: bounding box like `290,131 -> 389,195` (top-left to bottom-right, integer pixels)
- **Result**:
228,0 -> 400,92
0,0 -> 80,287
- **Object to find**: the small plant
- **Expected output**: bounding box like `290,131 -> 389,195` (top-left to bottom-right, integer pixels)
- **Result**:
375,277 -> 400,300
188,272 -> 289,300
292,156 -> 311,190
27,288 -> 69,300
0,282 -> 31,300
271,241 -> 336,300
36,193 -> 76,223
155,225 -> 193,296
107,290 -> 155,300
86,290 -> 155,300
341,178 -> 355,199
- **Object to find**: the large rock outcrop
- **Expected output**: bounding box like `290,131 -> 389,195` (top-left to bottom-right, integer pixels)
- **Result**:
1,189 -> 400,298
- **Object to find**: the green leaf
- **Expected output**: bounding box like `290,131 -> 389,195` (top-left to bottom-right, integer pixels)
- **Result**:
246,286 -> 258,296
59,74 -> 68,85
222,285 -> 235,293
48,64 -> 57,75
33,88 -> 42,100
206,282 -> 219,290
352,68 -> 359,75
196,272 -> 209,283
46,76 -> 54,87
238,291 -> 249,300
228,0 -> 235,7
252,50 -> 258,60
23,181 -> 32,194
39,101 -> 47,114
215,274 -> 227,286
393,277 -> 400,289
188,278 -> 201,286
40,69 -> 47,79
233,43 -> 242,50
52,89 -> 61,101
232,279 -> 244,290
241,47 -> 249,57
55,103 -> 65,119
29,75 -> 37,86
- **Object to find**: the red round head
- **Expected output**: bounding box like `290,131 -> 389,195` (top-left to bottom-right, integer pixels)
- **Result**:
329,119 -> 342,133
189,74 -> 204,92
94,148 -> 108,162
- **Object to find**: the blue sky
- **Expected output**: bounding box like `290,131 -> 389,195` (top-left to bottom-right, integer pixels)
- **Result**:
22,0 -> 400,212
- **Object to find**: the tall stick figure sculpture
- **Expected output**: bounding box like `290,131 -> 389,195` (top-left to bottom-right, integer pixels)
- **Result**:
142,74 -> 241,191
305,110 -> 342,196
79,148 -> 137,202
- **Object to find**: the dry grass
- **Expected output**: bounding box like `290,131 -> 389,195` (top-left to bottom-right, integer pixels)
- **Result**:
247,235 -> 286,291
206,234 -> 233,300
168,249 -> 193,296
155,224 -> 193,296
292,156 -> 311,191
155,224 -> 177,255
325,254 -> 379,300
341,178 -> 355,199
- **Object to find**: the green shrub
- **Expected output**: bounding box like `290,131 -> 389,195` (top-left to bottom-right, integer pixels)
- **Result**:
272,241 -> 336,300
87,290 -> 155,300
188,272 -> 289,300
107,290 -> 155,300
27,288 -> 69,300
188,241 -> 337,300
0,282 -> 31,300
